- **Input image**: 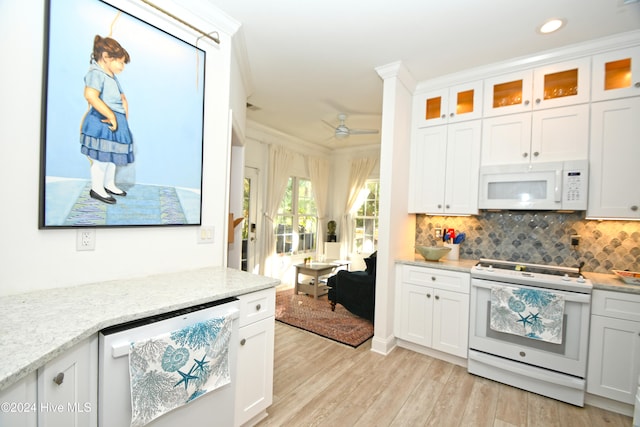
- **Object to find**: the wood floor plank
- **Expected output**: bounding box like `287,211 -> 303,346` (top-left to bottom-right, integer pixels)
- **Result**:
388,357 -> 453,426
458,376 -> 500,426
424,365 -> 476,426
555,401 -> 595,427
353,350 -> 435,426
494,382 -> 529,427
527,393 -> 561,427
584,404 -> 634,427
257,323 -> 634,427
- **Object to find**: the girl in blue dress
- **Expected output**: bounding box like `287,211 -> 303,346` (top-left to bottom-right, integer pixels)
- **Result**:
80,35 -> 134,204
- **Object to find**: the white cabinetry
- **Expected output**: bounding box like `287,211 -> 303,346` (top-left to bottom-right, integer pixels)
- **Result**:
414,80 -> 483,127
481,104 -> 589,165
587,97 -> 640,219
235,288 -> 275,427
592,46 -> 640,102
395,265 -> 470,359
408,120 -> 481,214
587,290 -> 640,405
0,372 -> 37,427
37,335 -> 98,427
483,58 -> 591,117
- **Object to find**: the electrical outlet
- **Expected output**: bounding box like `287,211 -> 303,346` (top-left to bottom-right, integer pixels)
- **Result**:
570,234 -> 581,247
435,227 -> 442,239
76,229 -> 96,251
197,226 -> 214,244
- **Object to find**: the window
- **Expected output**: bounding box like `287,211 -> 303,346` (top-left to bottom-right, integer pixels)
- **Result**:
275,177 -> 317,254
353,180 -> 380,254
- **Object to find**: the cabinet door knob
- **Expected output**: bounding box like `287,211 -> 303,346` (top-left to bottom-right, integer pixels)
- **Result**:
435,295 -> 440,300
426,293 -> 431,298
240,338 -> 246,346
255,303 -> 261,311
449,113 -> 455,118
535,98 -> 541,104
53,372 -> 64,386
635,82 -> 640,88
431,276 -> 436,281
631,205 -> 638,212
445,204 -> 450,209
524,100 -> 530,106
533,151 -> 539,157
437,204 -> 442,209
441,114 -> 446,119
523,152 -> 528,158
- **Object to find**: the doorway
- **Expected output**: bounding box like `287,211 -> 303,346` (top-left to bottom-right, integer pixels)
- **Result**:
242,167 -> 259,272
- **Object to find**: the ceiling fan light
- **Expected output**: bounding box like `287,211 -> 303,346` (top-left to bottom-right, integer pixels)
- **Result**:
335,131 -> 349,139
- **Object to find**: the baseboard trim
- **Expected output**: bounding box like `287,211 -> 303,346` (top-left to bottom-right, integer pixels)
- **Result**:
396,339 -> 467,368
584,393 -> 634,417
370,334 -> 396,355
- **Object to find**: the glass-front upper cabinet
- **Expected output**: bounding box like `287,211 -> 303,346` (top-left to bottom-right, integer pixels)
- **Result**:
591,46 -> 640,102
414,80 -> 483,127
483,58 -> 591,117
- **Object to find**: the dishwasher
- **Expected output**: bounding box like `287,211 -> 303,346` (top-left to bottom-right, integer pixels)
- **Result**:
99,297 -> 240,427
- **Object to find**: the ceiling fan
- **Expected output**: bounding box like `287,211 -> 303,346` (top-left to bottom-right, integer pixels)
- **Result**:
322,113 -> 379,140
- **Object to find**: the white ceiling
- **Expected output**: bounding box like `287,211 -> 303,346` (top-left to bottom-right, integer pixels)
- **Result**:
210,0 -> 640,148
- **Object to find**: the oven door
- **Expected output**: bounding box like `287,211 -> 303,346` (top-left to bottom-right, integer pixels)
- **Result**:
469,278 -> 591,377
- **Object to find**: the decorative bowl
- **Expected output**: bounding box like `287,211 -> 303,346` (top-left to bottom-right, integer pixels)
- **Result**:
612,270 -> 640,285
416,245 -> 451,261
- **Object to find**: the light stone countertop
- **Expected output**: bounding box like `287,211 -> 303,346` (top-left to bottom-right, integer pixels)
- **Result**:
0,266 -> 279,392
396,257 -> 640,295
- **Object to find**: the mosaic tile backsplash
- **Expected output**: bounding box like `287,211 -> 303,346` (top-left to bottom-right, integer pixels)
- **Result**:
416,212 -> 640,274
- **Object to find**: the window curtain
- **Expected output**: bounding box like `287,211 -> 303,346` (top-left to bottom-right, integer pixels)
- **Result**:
308,157 -> 329,259
340,157 -> 377,258
260,145 -> 294,276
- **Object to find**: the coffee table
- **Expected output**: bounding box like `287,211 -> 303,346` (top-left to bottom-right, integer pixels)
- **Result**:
294,261 -> 349,299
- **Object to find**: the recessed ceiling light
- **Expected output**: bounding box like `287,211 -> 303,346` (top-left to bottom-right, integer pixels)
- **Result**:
538,18 -> 565,34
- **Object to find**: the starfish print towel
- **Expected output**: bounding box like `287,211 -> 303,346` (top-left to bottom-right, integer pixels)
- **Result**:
128,315 -> 233,427
489,285 -> 565,344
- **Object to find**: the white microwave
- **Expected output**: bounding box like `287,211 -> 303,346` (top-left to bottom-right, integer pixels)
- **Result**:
478,160 -> 588,211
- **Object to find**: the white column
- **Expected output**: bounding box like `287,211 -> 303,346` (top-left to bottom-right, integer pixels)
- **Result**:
371,61 -> 416,355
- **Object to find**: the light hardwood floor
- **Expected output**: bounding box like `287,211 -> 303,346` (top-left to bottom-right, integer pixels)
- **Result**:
258,322 -> 632,427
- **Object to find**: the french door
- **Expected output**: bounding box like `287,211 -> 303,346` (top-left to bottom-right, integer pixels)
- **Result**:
242,167 -> 259,272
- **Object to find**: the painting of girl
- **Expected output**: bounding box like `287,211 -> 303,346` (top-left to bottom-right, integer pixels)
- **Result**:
80,35 -> 133,204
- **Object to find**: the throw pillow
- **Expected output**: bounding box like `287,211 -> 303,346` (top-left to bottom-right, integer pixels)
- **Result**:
364,256 -> 377,276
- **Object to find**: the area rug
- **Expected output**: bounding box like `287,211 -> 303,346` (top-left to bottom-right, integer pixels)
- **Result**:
275,288 -> 373,348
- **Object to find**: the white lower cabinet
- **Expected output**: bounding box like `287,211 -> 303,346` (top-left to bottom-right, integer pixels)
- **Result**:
395,264 -> 470,358
0,371 -> 37,427
587,290 -> 640,405
37,335 -> 98,427
235,288 -> 275,427
0,336 -> 98,427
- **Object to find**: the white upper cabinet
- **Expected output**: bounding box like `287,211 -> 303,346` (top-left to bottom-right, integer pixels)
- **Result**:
483,58 -> 591,117
408,120 -> 481,215
414,80 -> 483,127
591,46 -> 640,102
481,104 -> 589,165
587,97 -> 640,219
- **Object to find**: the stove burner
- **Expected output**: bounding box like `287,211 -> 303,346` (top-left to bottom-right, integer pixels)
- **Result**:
476,258 -> 581,278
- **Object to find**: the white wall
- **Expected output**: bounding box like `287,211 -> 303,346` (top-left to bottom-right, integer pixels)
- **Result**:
0,0 -> 240,296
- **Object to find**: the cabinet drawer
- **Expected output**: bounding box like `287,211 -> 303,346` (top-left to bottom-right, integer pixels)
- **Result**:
238,287 -> 275,327
401,265 -> 470,294
591,290 -> 640,322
